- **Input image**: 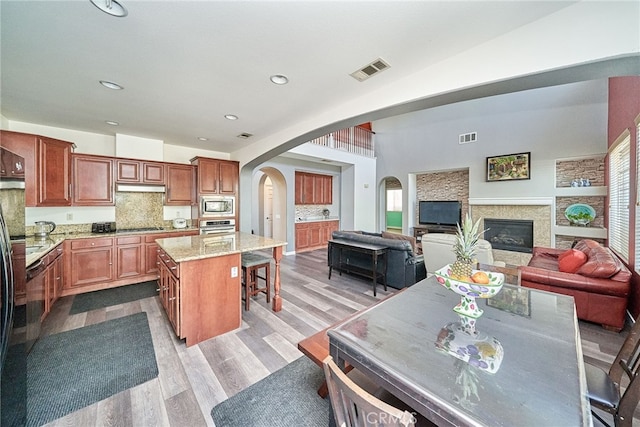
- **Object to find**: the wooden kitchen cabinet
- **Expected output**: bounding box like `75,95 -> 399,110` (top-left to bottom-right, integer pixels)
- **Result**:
294,171 -> 332,204
0,147 -> 25,179
64,237 -> 115,289
165,163 -> 195,206
44,244 -> 63,315
1,130 -> 73,207
157,248 -> 241,346
11,241 -> 26,305
115,159 -> 165,184
190,157 -> 239,195
72,154 -> 114,206
116,236 -> 144,279
295,220 -> 339,252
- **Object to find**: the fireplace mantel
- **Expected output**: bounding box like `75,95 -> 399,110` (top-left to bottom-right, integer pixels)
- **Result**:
469,197 -> 553,206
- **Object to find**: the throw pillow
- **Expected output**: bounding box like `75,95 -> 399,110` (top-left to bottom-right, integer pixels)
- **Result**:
381,231 -> 417,254
558,249 -> 588,273
577,246 -> 621,278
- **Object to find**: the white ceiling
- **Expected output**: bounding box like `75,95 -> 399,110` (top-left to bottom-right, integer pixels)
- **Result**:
1,1 -> 582,155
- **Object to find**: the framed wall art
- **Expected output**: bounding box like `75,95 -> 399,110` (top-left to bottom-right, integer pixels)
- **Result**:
486,152 -> 530,182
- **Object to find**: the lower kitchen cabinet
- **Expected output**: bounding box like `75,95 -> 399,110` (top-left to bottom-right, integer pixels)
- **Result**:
11,241 -> 26,305
295,220 -> 339,252
157,248 -> 241,347
45,244 -> 64,315
116,236 -> 144,279
64,237 -> 115,290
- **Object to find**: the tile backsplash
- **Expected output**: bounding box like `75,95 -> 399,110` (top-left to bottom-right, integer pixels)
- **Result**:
116,192 -> 164,229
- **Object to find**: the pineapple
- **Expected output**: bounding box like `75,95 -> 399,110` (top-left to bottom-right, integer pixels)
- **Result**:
450,214 -> 483,280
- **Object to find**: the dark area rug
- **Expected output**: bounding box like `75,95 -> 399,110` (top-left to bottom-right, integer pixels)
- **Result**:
211,356 -> 329,427
69,281 -> 158,314
26,312 -> 158,426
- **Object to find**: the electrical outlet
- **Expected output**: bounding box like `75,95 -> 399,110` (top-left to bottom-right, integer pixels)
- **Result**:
231,266 -> 238,278
66,213 -> 73,221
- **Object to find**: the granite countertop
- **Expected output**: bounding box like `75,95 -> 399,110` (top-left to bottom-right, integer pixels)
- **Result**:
295,216 -> 339,223
156,232 -> 287,263
24,227 -> 200,267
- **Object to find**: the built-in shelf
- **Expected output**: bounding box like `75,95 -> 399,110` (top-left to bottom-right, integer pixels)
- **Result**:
554,225 -> 607,239
554,186 -> 607,197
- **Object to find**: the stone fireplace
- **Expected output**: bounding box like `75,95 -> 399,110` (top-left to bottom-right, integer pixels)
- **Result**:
471,200 -> 552,266
484,218 -> 534,253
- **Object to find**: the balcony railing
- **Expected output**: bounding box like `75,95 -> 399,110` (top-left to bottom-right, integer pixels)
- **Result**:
309,126 -> 375,158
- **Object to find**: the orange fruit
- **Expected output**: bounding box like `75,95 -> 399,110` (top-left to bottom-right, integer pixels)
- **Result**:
471,271 -> 490,284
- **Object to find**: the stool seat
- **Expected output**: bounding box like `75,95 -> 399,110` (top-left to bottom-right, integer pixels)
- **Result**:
241,253 -> 272,268
241,253 -> 271,311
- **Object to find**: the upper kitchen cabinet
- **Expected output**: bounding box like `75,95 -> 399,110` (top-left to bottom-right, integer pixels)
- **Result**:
1,130 -> 73,207
115,159 -> 165,185
294,171 -> 332,204
165,163 -> 195,206
190,157 -> 239,195
72,154 -> 114,206
0,147 -> 25,179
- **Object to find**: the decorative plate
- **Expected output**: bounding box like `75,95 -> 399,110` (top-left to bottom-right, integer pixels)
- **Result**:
564,203 -> 596,226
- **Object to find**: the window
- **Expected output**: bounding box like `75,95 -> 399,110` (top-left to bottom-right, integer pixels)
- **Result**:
386,189 -> 402,211
609,130 -> 630,262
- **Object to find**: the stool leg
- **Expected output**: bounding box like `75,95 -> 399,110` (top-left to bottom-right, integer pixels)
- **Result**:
265,263 -> 271,303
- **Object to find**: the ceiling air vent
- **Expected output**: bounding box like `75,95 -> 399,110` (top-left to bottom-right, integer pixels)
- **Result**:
350,58 -> 390,82
459,132 -> 477,144
237,133 -> 253,139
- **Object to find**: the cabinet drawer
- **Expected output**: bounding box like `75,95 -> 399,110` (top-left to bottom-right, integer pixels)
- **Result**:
70,237 -> 113,250
117,236 -> 142,245
158,250 -> 179,277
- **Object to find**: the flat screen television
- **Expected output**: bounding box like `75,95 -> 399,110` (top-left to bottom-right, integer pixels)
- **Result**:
418,200 -> 462,226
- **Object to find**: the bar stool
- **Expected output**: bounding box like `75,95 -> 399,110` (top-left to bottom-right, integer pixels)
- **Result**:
241,252 -> 271,311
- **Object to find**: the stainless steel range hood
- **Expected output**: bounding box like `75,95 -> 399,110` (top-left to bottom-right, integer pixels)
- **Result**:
116,184 -> 166,193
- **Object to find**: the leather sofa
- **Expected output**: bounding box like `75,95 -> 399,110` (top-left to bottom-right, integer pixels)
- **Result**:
329,231 -> 426,289
519,239 -> 631,331
420,233 -> 504,273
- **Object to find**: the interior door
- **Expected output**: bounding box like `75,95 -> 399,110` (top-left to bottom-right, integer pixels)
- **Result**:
263,177 -> 273,238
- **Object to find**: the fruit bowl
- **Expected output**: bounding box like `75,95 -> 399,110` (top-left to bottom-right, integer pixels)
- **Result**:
434,264 -> 504,319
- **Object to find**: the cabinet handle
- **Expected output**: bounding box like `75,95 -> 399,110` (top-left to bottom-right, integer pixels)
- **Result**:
169,297 -> 176,301
91,242 -> 95,246
170,266 -> 177,270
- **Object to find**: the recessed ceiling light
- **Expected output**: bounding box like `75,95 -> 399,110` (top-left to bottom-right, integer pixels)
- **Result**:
197,137 -> 208,141
90,0 -> 128,17
270,74 -> 289,85
99,80 -> 124,90
105,120 -> 119,126
224,114 -> 239,120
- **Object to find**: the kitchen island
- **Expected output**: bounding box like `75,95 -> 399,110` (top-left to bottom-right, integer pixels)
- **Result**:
155,232 -> 286,346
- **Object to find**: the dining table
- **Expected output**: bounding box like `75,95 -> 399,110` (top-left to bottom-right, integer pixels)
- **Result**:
328,275 -> 592,426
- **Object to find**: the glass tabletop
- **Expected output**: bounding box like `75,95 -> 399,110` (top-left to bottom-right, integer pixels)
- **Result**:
328,276 -> 591,426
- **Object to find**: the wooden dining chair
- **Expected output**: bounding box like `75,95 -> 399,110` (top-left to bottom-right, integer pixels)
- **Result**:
323,356 -> 416,427
585,319 -> 640,427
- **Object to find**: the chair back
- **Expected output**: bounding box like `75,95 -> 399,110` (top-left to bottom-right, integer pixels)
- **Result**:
610,319 -> 640,425
323,356 -> 416,427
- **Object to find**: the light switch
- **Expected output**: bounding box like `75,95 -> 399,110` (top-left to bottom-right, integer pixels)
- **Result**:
231,266 -> 238,278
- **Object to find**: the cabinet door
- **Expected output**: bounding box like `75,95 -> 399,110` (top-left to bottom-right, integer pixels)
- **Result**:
295,223 -> 309,250
45,261 -> 56,315
313,176 -> 324,204
197,159 -> 219,194
54,252 -> 64,301
116,236 -> 144,279
218,161 -> 238,194
115,159 -> 141,183
37,137 -> 72,206
294,172 -> 304,205
11,241 -> 26,304
309,224 -> 322,247
303,174 -> 315,204
322,175 -> 333,204
67,240 -> 114,288
166,164 -> 195,205
143,162 -> 165,184
145,243 -> 160,274
72,154 -> 114,205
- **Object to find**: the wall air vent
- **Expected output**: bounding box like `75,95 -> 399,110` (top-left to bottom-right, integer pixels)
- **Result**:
350,58 -> 390,82
459,132 -> 477,144
237,133 -> 253,139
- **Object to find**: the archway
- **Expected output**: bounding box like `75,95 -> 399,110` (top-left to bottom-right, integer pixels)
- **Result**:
379,176 -> 403,233
254,167 -> 287,243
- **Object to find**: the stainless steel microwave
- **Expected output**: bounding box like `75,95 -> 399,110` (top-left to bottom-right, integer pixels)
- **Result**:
200,195 -> 235,217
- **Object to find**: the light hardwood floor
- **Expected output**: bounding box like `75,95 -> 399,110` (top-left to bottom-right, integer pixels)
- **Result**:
28,248 -> 636,426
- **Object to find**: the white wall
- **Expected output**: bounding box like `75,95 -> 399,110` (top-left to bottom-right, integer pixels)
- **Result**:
373,79 -> 609,231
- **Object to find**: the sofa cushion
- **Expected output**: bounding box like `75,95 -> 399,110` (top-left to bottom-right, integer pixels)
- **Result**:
558,249 -> 588,273
576,246 -> 621,278
381,231 -> 417,254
